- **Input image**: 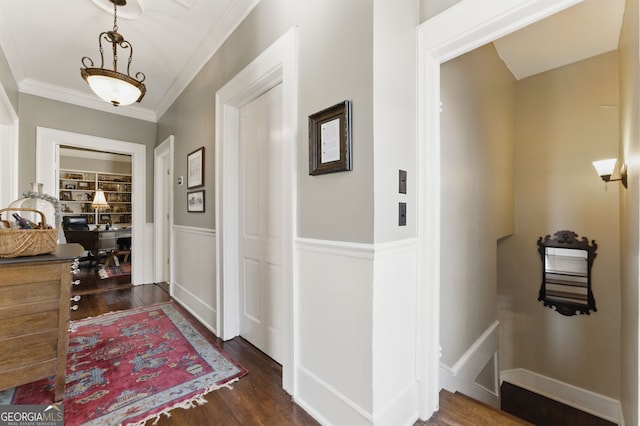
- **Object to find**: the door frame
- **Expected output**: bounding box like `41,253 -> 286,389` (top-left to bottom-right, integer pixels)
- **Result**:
36,126 -> 147,285
416,0 -> 583,418
0,81 -> 18,208
154,135 -> 174,285
215,27 -> 298,393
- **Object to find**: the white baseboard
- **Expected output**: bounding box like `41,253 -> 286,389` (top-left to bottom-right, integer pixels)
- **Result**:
500,368 -> 622,424
296,365 -> 374,426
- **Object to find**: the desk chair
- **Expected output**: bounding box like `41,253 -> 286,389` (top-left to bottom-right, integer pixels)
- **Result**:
63,217 -> 103,267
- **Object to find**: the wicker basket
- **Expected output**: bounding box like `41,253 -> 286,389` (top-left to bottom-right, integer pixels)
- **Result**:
0,207 -> 58,258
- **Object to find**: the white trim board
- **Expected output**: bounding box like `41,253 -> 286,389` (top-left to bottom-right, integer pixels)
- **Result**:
0,78 -> 18,208
416,0 -> 584,418
501,368 -> 622,424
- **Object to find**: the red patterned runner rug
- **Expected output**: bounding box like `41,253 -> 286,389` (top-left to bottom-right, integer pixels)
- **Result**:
0,302 -> 247,426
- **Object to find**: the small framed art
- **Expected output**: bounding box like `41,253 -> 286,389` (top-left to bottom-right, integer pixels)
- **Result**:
187,147 -> 204,189
308,100 -> 352,175
187,190 -> 205,213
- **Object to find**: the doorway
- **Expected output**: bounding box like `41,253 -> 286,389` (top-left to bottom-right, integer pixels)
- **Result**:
36,127 -> 147,285
154,135 -> 174,288
238,83 -> 285,364
215,27 -> 297,393
416,0 -> 584,418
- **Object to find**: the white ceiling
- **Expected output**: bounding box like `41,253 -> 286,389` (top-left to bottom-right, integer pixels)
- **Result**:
0,0 -> 625,122
494,0 -> 625,80
0,0 -> 260,122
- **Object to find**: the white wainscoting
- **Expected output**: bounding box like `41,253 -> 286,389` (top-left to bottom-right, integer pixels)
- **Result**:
171,225 -> 217,334
295,238 -> 419,426
371,238 -> 419,426
500,368 -> 623,425
137,223 -> 155,285
440,321 -> 500,408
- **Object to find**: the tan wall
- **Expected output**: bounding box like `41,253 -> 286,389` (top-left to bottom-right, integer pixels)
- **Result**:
439,43 -> 516,365
158,0 -> 375,241
498,51 -> 621,398
618,0 -> 639,422
60,156 -> 131,175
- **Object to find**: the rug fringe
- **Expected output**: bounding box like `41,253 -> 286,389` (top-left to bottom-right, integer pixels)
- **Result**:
125,378 -> 240,426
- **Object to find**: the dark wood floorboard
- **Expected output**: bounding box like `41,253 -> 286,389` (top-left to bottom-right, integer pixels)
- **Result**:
418,390 -> 532,426
70,267 -> 319,425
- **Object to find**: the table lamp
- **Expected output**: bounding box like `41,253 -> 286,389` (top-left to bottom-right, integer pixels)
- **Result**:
91,189 -> 110,230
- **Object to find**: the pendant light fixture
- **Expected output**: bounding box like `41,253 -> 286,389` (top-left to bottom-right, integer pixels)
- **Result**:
81,0 -> 146,106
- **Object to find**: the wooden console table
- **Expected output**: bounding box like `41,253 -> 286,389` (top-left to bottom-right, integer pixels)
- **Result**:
0,243 -> 83,401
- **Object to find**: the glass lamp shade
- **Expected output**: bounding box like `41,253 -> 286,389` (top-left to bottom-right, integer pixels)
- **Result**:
83,69 -> 145,106
91,190 -> 110,210
592,158 -> 617,179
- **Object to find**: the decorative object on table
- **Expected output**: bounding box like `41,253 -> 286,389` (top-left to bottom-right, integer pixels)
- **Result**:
9,183 -> 60,228
187,190 -> 205,213
0,302 -> 248,426
80,0 -> 147,107
91,189 -> 110,230
187,147 -> 204,188
308,100 -> 352,175
0,208 -> 58,258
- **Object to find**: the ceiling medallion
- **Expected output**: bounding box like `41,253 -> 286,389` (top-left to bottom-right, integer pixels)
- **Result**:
81,0 -> 146,106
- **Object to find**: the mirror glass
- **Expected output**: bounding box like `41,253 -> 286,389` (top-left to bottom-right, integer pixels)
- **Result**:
538,231 -> 597,316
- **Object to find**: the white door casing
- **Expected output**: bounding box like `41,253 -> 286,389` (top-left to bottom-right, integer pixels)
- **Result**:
0,81 -> 18,209
416,0 -> 584,419
215,27 -> 297,393
154,135 -> 174,285
238,84 -> 285,363
36,127 -> 147,285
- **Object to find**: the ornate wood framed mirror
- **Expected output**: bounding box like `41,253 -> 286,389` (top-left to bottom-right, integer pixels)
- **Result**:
537,230 -> 597,316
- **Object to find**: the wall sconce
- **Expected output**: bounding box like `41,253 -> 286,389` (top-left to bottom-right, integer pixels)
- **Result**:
592,158 -> 628,188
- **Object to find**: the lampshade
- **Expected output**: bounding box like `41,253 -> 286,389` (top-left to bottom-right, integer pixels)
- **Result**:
82,70 -> 145,106
592,158 -> 617,178
81,0 -> 146,107
91,190 -> 110,210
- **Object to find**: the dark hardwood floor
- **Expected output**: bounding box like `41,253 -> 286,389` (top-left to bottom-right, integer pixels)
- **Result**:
70,264 -> 319,425
418,390 -> 532,426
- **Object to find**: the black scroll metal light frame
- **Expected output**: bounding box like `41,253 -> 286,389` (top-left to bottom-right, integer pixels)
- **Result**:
81,0 -> 146,106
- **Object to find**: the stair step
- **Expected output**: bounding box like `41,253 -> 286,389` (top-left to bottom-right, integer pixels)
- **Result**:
420,389 -> 532,425
501,381 -> 617,426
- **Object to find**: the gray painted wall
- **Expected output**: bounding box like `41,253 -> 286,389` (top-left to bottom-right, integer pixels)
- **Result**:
419,0 -> 462,22
158,0 -> 375,242
0,44 -> 18,113
18,94 -> 156,222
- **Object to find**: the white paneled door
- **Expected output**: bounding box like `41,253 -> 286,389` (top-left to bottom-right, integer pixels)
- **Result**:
238,83 -> 284,364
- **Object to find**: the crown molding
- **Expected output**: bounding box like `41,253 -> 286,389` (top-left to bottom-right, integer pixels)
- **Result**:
19,79 -> 157,122
155,0 -> 261,118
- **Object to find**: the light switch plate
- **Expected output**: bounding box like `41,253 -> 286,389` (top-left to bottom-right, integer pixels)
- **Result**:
399,202 -> 407,226
399,170 -> 407,194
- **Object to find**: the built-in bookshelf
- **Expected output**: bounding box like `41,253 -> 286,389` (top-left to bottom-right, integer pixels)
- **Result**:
59,169 -> 132,226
